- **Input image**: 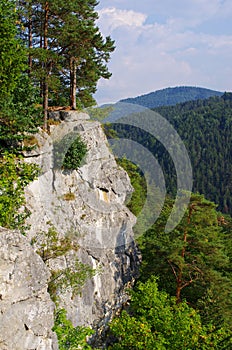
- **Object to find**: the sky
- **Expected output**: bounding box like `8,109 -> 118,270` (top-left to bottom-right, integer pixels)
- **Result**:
94,0 -> 232,105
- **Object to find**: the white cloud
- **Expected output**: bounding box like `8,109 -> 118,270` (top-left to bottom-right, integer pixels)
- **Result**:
97,0 -> 229,26
94,3 -> 232,104
97,7 -> 147,33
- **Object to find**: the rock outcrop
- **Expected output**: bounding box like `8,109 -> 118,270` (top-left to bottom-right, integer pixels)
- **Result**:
21,111 -> 139,344
0,227 -> 58,350
0,111 -> 139,348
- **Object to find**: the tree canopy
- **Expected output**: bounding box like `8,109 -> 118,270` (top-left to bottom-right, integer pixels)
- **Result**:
106,94 -> 232,216
109,277 -> 230,350
0,0 -> 42,152
0,0 -> 27,99
113,159 -> 232,348
17,0 -> 115,127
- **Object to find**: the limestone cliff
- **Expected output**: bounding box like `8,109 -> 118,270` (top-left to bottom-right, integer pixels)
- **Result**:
0,227 -> 58,350
0,111 -> 139,349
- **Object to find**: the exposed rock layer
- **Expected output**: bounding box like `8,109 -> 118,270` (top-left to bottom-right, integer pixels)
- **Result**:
29,112 -> 139,339
0,227 -> 58,350
0,111 -> 139,348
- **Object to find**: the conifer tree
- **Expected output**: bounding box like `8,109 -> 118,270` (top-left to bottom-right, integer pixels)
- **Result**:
138,194 -> 232,327
0,0 -> 41,151
0,0 -> 26,99
18,0 -> 115,128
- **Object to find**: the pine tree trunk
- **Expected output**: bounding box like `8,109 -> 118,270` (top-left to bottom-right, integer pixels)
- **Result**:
43,81 -> 48,130
70,57 -> 77,110
43,1 -> 49,130
176,206 -> 193,303
28,16 -> 32,74
176,263 -> 184,303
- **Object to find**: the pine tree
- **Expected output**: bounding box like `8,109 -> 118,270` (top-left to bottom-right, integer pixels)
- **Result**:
0,0 -> 26,99
18,0 -> 115,128
0,0 -> 41,152
47,0 -> 115,109
138,194 -> 232,327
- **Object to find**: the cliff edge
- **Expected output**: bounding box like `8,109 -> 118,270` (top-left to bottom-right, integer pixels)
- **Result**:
0,110 -> 140,349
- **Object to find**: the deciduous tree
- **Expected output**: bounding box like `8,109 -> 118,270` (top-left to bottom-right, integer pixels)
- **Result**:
109,277 -> 230,349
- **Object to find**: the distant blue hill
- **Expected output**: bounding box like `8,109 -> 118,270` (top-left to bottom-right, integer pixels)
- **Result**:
119,86 -> 224,108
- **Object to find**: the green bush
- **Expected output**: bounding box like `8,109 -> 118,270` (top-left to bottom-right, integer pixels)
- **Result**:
48,259 -> 95,302
0,75 -> 42,153
53,308 -> 94,349
53,133 -> 87,170
32,226 -> 95,301
109,277 -> 230,350
0,153 -> 39,232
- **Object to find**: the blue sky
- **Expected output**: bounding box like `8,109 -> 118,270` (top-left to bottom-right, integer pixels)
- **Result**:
94,0 -> 232,105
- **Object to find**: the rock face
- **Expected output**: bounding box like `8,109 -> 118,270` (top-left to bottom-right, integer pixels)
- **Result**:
23,111 -> 139,342
0,227 -> 58,350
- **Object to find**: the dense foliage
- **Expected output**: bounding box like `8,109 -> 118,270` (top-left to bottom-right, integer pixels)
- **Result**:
53,133 -> 88,170
109,277 -> 230,350
120,86 -> 223,108
0,0 -> 42,152
109,160 -> 232,348
53,308 -> 94,349
17,0 -> 115,127
0,76 -> 42,153
138,194 -> 232,327
0,153 -> 39,232
154,94 -> 232,215
107,94 -> 232,216
0,0 -> 26,98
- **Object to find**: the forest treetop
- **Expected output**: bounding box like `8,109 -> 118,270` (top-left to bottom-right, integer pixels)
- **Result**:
1,0 -> 115,129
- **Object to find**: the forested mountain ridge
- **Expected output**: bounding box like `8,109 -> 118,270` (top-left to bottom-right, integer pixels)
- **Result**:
1,0 -> 232,347
120,86 -> 223,108
107,93 -> 232,216
154,93 -> 232,214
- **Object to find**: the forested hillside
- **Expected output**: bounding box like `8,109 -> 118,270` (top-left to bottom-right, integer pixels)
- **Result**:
107,159 -> 232,349
154,93 -> 232,215
104,94 -> 232,347
120,86 -> 223,108
1,1 -> 232,348
107,93 -> 232,216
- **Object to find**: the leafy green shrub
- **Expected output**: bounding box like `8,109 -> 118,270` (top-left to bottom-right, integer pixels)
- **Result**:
0,75 -> 42,153
32,226 -> 95,301
31,226 -> 79,262
48,259 -> 95,301
0,153 -> 39,232
53,308 -> 94,350
109,276 -> 230,350
53,133 -> 87,170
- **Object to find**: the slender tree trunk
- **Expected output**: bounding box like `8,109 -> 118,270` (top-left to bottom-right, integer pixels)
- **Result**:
43,81 -> 48,129
176,205 -> 193,303
39,19 -> 43,99
43,1 -> 49,130
176,229 -> 187,303
28,16 -> 32,74
70,57 -> 77,110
